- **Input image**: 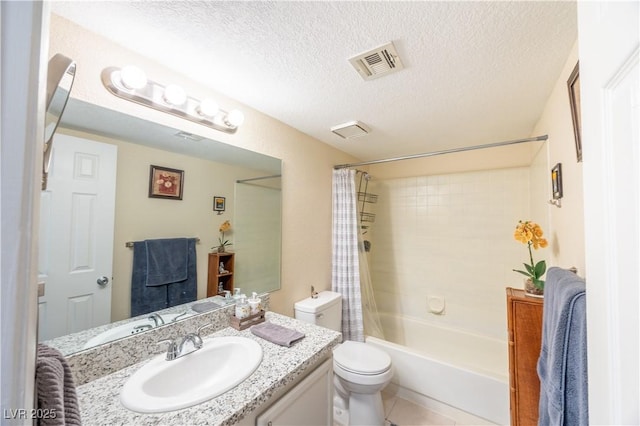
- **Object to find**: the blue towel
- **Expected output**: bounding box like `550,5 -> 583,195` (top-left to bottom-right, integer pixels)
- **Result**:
130,238 -> 197,317
167,239 -> 197,307
537,267 -> 588,426
131,242 -> 168,316
145,238 -> 188,286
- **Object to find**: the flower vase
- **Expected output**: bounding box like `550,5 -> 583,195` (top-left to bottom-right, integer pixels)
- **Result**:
217,246 -> 226,253
524,278 -> 544,298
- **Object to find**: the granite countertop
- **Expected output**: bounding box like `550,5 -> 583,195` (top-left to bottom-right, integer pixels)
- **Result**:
76,312 -> 341,425
45,295 -> 234,356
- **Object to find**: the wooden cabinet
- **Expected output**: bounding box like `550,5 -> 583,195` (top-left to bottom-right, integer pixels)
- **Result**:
207,252 -> 235,297
507,287 -> 544,426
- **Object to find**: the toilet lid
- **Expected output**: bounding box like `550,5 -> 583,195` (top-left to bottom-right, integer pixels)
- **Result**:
333,341 -> 391,375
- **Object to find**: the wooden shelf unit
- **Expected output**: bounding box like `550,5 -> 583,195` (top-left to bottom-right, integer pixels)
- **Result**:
207,252 -> 235,297
506,287 -> 544,426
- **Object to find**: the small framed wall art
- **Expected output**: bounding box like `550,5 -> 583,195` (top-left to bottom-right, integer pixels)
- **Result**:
213,196 -> 226,214
148,165 -> 184,200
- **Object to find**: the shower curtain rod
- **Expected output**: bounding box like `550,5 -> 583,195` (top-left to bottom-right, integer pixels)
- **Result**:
333,135 -> 548,169
236,174 -> 282,183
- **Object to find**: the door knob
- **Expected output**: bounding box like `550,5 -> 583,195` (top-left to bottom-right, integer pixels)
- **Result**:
97,276 -> 109,287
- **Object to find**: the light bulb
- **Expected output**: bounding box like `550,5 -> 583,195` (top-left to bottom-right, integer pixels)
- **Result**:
224,109 -> 245,127
163,84 -> 187,106
197,99 -> 219,117
119,65 -> 147,90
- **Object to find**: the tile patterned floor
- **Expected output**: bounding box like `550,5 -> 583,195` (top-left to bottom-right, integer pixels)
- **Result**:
382,391 -> 456,426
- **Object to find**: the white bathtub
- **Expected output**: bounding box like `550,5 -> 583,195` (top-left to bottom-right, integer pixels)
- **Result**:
366,313 -> 510,425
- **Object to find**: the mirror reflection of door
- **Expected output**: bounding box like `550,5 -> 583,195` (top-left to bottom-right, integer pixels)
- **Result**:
38,134 -> 117,341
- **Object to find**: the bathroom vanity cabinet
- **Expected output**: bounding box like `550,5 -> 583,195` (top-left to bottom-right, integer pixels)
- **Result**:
506,287 -> 544,426
73,311 -> 341,425
252,358 -> 333,425
207,252 -> 235,297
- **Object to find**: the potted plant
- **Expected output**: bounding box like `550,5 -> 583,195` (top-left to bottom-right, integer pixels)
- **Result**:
212,220 -> 232,253
513,220 -> 548,297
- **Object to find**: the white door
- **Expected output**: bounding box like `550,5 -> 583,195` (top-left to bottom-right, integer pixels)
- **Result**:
38,134 -> 117,341
578,2 -> 639,424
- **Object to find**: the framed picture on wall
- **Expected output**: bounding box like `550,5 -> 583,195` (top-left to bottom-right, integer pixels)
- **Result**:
213,196 -> 226,213
551,163 -> 563,200
567,61 -> 582,162
148,165 -> 184,200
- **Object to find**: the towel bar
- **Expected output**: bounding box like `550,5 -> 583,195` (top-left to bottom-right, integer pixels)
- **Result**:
125,237 -> 200,248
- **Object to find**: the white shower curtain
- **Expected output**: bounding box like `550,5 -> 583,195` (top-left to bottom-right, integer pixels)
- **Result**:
332,168 -> 364,341
356,183 -> 385,340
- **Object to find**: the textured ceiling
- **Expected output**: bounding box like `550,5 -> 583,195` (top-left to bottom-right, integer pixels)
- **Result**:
50,1 -> 577,162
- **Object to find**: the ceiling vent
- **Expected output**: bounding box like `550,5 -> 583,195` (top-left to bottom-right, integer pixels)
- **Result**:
331,121 -> 371,139
349,41 -> 404,81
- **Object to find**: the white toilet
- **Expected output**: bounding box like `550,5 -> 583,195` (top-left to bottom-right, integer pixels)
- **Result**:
294,291 -> 393,426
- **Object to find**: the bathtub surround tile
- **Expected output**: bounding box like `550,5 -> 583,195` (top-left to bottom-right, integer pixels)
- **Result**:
369,168 -> 531,341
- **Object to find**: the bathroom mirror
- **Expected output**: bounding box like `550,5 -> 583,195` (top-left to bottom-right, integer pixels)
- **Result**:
42,53 -> 76,190
39,98 -> 281,355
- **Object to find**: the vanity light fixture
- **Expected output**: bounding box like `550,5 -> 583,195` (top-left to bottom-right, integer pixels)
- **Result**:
163,84 -> 187,106
101,65 -> 244,134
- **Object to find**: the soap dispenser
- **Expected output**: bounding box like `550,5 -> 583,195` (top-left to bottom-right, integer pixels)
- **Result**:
248,292 -> 262,315
235,295 -> 250,319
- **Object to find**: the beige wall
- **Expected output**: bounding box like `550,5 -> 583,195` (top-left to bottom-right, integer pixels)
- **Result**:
530,41 -> 585,275
50,15 -> 358,316
368,140 -> 545,180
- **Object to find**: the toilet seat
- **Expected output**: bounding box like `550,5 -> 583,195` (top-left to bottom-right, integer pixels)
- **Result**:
333,340 -> 392,382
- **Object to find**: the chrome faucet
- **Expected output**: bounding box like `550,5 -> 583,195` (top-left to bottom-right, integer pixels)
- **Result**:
156,338 -> 180,361
156,323 -> 213,361
178,333 -> 204,355
148,313 -> 165,327
171,311 -> 188,322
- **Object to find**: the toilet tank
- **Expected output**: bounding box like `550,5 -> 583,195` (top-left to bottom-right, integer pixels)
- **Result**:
294,291 -> 342,332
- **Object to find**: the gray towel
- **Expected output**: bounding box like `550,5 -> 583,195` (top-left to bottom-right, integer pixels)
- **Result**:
36,344 -> 81,426
537,267 -> 588,426
145,238 -> 188,286
251,322 -> 305,347
191,301 -> 222,313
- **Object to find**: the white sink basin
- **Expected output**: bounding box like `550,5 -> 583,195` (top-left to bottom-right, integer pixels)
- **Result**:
120,336 -> 263,413
83,313 -> 191,348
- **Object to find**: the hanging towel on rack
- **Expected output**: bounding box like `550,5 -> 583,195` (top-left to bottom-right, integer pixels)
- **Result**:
131,238 -> 198,317
167,238 -> 197,307
35,344 -> 81,426
145,238 -> 189,286
537,267 -> 588,426
131,241 -> 169,316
